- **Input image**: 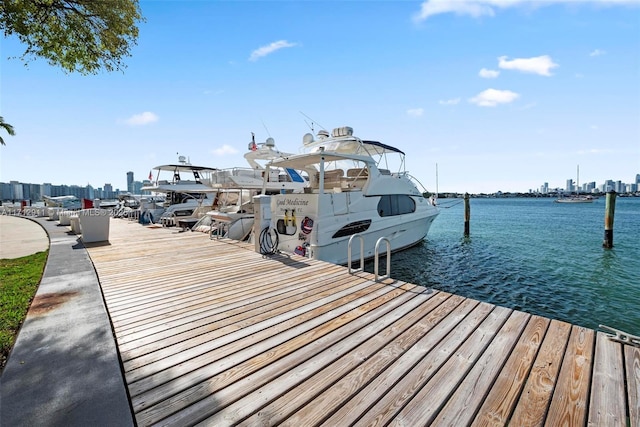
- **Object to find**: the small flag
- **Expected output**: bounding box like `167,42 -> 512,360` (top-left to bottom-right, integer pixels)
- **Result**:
148,170 -> 153,181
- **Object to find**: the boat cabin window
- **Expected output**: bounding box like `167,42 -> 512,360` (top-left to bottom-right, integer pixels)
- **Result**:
377,195 -> 416,217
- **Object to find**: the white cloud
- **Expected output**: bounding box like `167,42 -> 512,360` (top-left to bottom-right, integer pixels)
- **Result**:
438,98 -> 461,106
413,0 -> 639,22
589,49 -> 606,57
469,88 -> 519,107
479,68 -> 500,78
498,55 -> 558,76
124,112 -> 158,126
249,40 -> 298,62
211,145 -> 238,156
413,0 -> 498,21
406,108 -> 424,117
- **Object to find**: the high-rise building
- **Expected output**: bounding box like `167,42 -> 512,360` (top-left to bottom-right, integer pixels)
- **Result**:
127,171 -> 134,193
103,183 -> 114,199
41,183 -> 52,197
565,179 -> 574,192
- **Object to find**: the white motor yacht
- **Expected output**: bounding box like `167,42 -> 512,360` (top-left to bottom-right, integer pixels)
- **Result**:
192,135 -> 306,238
260,126 -> 439,265
140,156 -> 218,226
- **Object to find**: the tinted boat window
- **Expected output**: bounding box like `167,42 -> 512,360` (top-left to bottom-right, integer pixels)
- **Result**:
377,195 -> 416,216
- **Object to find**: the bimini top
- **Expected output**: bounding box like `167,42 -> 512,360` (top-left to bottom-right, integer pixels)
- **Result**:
360,140 -> 405,156
152,164 -> 218,173
301,126 -> 405,157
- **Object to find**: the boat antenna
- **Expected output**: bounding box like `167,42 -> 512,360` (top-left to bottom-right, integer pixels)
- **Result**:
299,111 -> 326,133
262,121 -> 273,138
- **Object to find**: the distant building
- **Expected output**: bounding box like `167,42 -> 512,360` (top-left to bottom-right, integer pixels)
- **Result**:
540,182 -> 549,194
103,183 -> 115,199
41,183 -> 52,197
10,181 -> 23,200
565,179 -> 574,192
127,171 -> 134,193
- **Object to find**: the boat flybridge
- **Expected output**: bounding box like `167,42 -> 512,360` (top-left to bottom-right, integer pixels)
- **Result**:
190,135 -> 306,239
260,126 -> 440,265
140,156 -> 218,225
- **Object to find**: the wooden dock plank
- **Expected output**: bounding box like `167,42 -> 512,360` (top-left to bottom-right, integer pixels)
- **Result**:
244,292 -> 457,426
388,306 -> 513,426
138,284 -> 425,426
510,319 -> 572,426
545,325 -> 595,427
430,310 -> 531,426
588,332 -> 627,426
626,344 -> 640,427
117,274 -> 369,356
320,297 -> 478,427
349,302 -> 496,426
470,315 -> 550,426
129,281 -> 417,405
123,276 -> 385,375
80,219 -> 632,427
198,286 -> 439,426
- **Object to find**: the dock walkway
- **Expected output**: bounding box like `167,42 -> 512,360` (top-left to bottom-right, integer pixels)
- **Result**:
83,218 -> 640,426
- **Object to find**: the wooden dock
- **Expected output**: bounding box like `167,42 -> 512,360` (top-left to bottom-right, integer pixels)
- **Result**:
85,219 -> 639,426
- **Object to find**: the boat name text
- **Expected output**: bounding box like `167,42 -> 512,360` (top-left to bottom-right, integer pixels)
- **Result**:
276,198 -> 310,207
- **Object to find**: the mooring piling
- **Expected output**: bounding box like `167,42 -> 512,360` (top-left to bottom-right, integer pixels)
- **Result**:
464,192 -> 470,237
603,190 -> 616,248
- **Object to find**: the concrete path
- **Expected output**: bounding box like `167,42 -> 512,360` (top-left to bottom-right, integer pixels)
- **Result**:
0,216 -> 134,426
0,215 -> 49,259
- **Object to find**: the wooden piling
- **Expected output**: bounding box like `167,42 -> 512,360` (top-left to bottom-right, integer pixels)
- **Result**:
602,191 -> 616,248
464,192 -> 470,237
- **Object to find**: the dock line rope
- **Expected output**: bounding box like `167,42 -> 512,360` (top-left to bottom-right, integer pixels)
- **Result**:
259,227 -> 279,255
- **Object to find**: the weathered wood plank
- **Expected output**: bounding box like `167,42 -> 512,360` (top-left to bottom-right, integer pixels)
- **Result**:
626,344 -> 640,427
321,297 -> 480,427
588,332 -> 627,426
81,219 -> 630,427
388,306 -> 513,426
117,274 -> 369,356
197,286 -> 439,426
431,310 -> 531,426
248,293 -> 460,426
137,285 -> 428,426
510,319 -> 572,427
351,302 -> 496,426
121,276 -> 382,366
545,325 -> 595,427
470,315 -> 550,427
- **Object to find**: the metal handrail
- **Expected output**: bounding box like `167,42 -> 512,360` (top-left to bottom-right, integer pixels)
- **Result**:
374,237 -> 391,282
347,234 -> 364,274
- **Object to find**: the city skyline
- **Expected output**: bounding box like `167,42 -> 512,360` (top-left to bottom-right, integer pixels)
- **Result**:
2,170 -> 638,202
1,1 -> 638,194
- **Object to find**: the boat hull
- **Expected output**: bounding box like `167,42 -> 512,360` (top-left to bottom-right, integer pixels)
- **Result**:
270,192 -> 439,265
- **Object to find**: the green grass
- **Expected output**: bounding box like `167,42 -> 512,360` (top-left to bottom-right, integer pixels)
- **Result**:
0,250 -> 48,370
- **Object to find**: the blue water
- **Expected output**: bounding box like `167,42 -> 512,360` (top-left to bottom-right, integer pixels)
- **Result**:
375,197 -> 640,335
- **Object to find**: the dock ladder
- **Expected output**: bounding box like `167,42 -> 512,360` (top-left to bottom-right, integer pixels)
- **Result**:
347,234 -> 391,282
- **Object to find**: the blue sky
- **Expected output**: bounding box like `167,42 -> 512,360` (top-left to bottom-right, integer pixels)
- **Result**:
1,0 -> 639,193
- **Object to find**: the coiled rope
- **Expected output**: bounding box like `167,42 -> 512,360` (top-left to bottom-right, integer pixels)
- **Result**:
259,227 -> 279,255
